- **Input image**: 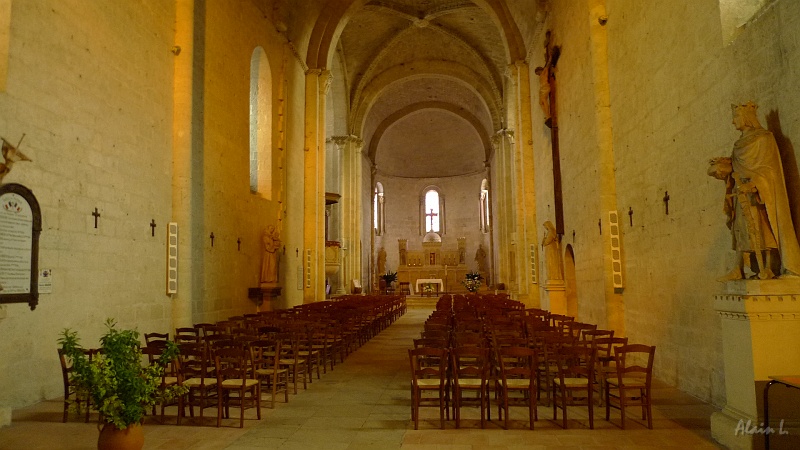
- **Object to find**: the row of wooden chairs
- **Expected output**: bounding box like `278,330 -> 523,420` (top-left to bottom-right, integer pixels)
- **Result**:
410,294 -> 656,430
60,295 -> 406,427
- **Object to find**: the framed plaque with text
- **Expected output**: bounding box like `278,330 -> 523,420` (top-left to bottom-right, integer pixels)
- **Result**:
0,183 -> 41,310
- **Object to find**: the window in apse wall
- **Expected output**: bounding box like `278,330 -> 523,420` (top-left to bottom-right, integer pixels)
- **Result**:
249,46 -> 272,198
480,179 -> 490,233
374,182 -> 384,235
423,189 -> 442,233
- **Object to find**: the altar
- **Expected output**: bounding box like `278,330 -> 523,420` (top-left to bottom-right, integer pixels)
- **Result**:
396,235 -> 474,294
414,278 -> 444,295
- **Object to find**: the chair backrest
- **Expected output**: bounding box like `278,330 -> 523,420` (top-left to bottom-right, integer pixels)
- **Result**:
567,322 -> 597,339
174,327 -> 201,345
144,332 -> 170,347
175,345 -> 210,386
613,344 -> 655,383
421,329 -> 450,342
250,338 -> 280,374
556,345 -> 595,382
453,331 -> 485,348
215,347 -> 252,383
497,346 -> 537,382
413,337 -> 449,349
451,346 -> 490,382
409,347 -> 448,384
594,336 -> 628,361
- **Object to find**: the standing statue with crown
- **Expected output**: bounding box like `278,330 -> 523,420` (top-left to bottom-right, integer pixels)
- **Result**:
708,101 -> 800,280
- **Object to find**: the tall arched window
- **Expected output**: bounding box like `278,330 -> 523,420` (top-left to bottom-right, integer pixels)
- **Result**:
249,47 -> 272,197
374,182 -> 384,235
420,187 -> 445,235
479,179 -> 490,233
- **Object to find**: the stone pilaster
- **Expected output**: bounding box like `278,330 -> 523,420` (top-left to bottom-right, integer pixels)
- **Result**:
171,0 -> 197,329
510,61 -> 540,307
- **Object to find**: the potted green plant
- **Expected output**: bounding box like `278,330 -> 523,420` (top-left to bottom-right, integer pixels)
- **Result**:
462,271 -> 483,293
58,319 -> 186,450
379,271 -> 398,291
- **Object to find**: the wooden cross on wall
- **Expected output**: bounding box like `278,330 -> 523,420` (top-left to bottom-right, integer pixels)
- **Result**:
537,30 -> 565,235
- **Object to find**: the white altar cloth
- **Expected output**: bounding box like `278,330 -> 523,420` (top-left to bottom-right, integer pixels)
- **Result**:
414,278 -> 444,295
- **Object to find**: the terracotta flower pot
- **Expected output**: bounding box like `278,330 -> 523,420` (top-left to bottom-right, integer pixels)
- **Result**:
97,423 -> 144,450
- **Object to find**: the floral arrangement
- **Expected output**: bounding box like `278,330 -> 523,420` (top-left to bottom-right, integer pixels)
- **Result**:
58,319 -> 186,430
462,271 -> 483,293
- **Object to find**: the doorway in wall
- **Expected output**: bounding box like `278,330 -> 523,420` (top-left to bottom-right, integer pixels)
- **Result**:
564,244 -> 578,317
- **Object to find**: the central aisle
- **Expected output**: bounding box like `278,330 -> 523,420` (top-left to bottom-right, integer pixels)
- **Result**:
227,308 -> 429,449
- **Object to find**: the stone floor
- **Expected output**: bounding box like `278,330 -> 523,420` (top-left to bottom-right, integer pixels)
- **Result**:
0,309 -> 727,449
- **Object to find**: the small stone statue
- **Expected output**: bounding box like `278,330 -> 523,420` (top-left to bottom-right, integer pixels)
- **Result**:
475,244 -> 488,274
542,221 -> 563,281
260,225 -> 281,283
708,102 -> 800,280
377,247 -> 387,275
0,137 -> 32,184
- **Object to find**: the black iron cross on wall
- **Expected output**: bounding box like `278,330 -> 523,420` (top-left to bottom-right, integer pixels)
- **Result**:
92,208 -> 100,228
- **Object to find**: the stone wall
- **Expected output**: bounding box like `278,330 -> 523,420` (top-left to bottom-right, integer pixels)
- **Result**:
533,0 -> 800,406
0,0 -> 176,413
0,0 -> 301,419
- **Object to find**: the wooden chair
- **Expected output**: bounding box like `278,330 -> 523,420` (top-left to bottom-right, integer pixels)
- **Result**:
553,345 -> 595,429
250,339 -> 289,408
536,332 -> 575,406
176,344 -> 217,425
592,336 -> 627,405
141,345 -> 180,423
277,331 -> 308,394
214,347 -> 261,428
58,348 -> 96,423
409,347 -> 449,430
605,344 -> 656,429
451,346 -> 491,428
495,346 -> 537,430
398,281 -> 411,295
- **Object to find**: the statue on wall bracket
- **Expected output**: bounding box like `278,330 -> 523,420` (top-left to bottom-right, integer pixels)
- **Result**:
0,136 -> 32,184
708,101 -> 800,281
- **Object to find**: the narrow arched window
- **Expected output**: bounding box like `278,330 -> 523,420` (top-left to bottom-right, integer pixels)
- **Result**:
249,47 -> 272,197
420,187 -> 445,235
374,182 -> 385,235
480,179 -> 490,233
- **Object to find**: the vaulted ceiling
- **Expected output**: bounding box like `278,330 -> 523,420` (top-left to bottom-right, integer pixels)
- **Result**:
307,0 -> 546,178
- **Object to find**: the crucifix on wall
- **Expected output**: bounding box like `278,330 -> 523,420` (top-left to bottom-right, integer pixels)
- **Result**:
425,208 -> 438,232
535,30 -> 564,234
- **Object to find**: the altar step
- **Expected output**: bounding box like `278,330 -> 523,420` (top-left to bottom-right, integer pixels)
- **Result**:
405,295 -> 438,309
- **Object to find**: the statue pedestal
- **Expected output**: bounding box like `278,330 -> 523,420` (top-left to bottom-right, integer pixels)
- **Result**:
249,284 -> 282,312
711,278 -> 800,450
543,279 -> 567,315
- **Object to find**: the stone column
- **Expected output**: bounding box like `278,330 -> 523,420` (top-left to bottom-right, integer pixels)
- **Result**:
171,0 -> 198,330
711,279 -> 800,450
330,135 -> 363,295
491,130 -> 515,293
510,61 -> 541,307
302,69 -> 331,303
